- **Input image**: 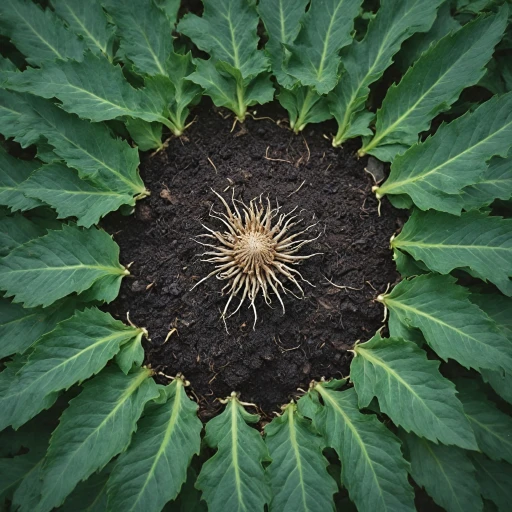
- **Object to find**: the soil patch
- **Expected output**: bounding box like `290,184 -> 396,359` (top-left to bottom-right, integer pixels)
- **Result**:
103,101 -> 402,419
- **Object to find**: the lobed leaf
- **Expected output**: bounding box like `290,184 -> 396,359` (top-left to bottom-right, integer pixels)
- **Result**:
264,402 -> 337,512
196,394 -> 271,512
461,155 -> 512,210
329,0 -> 444,146
375,92 -> 512,213
0,213 -> 47,257
107,378 -> 202,512
36,366 -> 159,511
470,454 -> 512,511
0,224 -> 127,307
361,8 -> 508,157
0,0 -> 85,66
456,379 -> 512,465
60,465 -> 111,512
178,0 -> 268,80
0,308 -> 143,430
0,296 -> 79,359
20,163 -> 135,228
258,0 -> 309,88
395,2 -> 461,72
381,274 -> 512,373
2,53 -> 171,127
392,210 -> 512,295
51,0 -> 114,59
0,92 -> 146,196
351,333 -> 477,449
0,146 -> 41,211
286,0 -> 362,94
401,431 -> 482,512
103,0 -> 172,76
300,382 -> 415,512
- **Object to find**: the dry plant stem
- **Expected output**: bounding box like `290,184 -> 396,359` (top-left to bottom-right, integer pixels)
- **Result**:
192,190 -> 321,330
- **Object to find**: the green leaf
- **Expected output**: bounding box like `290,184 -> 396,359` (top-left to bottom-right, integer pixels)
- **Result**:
395,2 -> 461,72
20,163 -> 135,228
301,383 -> 415,512
36,366 -> 159,511
375,92 -> 512,213
0,452 -> 42,501
178,0 -> 268,80
125,119 -> 163,151
351,333 -> 477,449
461,155 -> 512,210
51,0 -> 114,58
0,308 -> 143,430
362,8 -> 508,157
471,454 -> 512,511
0,224 -> 127,307
286,0 -> 362,94
264,402 -> 337,512
0,0 -> 85,65
393,249 -> 428,278
0,213 -> 47,257
115,334 -> 145,374
186,59 -> 274,121
153,0 -> 180,23
107,378 -> 202,512
474,291 -> 512,404
277,86 -> 332,133
196,394 -> 271,512
0,92 -> 146,196
381,274 -> 512,373
0,146 -> 41,211
401,431 -> 482,512
103,0 -> 172,76
60,465 -> 111,512
167,467 -> 207,512
0,296 -> 79,358
165,52 -> 202,134
456,379 -> 512,465
258,0 -> 309,88
392,210 -> 512,295
329,0 -> 445,146
2,53 -> 171,127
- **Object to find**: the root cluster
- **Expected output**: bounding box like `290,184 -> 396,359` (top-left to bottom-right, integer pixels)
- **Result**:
192,190 -> 321,329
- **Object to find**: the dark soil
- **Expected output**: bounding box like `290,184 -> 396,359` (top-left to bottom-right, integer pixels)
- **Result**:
103,101 -> 402,419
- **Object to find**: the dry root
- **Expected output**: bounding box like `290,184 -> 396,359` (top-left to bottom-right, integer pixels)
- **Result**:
192,190 -> 321,329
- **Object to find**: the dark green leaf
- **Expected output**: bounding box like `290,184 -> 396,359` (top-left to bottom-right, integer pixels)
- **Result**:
0,224 -> 127,307
107,378 -> 202,512
0,146 -> 41,211
0,0 -> 85,65
265,402 -> 337,512
471,454 -> 512,511
401,431 -> 482,512
0,308 -> 144,430
375,92 -> 512,213
351,333 -> 477,449
330,0 -> 445,145
286,0 -> 363,94
196,394 -> 271,512
382,274 -> 512,373
20,163 -> 135,228
392,210 -> 512,295
36,366 -> 159,511
301,382 -> 415,512
362,8 -> 508,157
51,0 -> 114,58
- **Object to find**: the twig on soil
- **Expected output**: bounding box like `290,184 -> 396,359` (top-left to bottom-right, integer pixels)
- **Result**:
287,179 -> 306,197
302,136 -> 310,163
207,157 -> 218,173
246,111 -> 275,122
208,362 -> 230,385
323,276 -> 363,291
164,328 -> 178,343
264,146 -> 293,163
273,335 -> 301,353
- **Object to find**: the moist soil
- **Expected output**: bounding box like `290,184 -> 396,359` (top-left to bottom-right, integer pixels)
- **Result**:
103,101 -> 402,419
